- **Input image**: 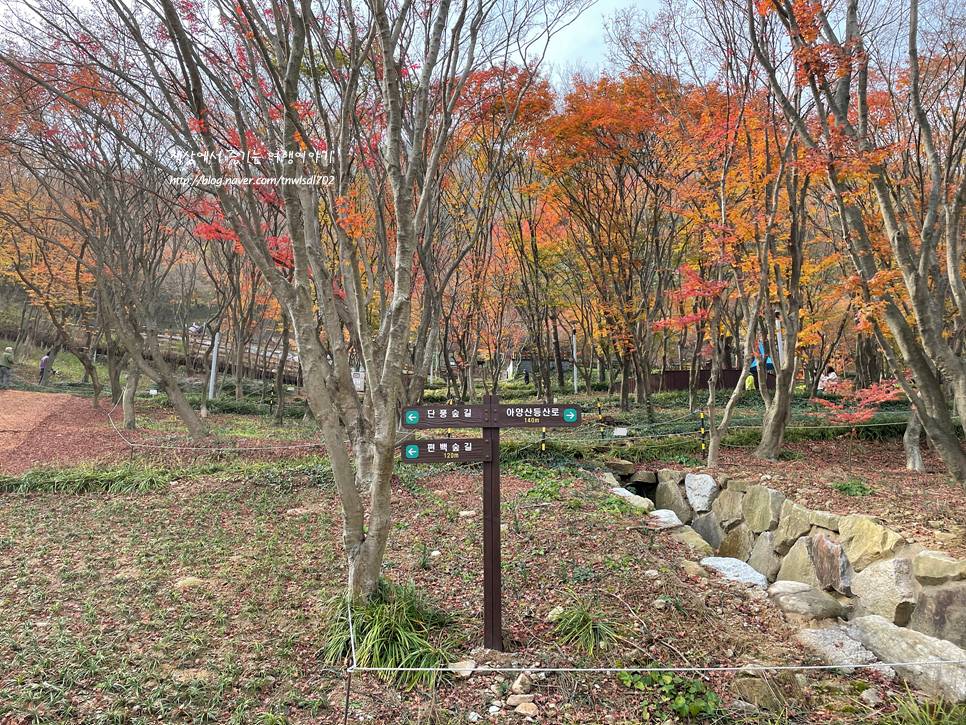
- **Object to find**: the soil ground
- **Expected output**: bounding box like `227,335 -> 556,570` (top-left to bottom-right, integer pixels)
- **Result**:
0,391 -> 129,475
1,391 -> 964,723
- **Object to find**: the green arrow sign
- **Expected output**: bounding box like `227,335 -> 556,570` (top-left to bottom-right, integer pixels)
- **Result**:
563,408 -> 578,422
405,445 -> 419,459
405,410 -> 420,425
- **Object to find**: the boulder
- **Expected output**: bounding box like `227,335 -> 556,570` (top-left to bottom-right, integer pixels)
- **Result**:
712,489 -> 745,532
769,582 -> 847,625
691,512 -> 727,551
812,533 -> 854,595
774,501 -> 812,555
655,480 -> 693,524
809,511 -> 840,532
628,469 -> 657,485
600,472 -> 621,488
649,509 -> 683,528
747,532 -> 783,582
851,557 -> 917,626
838,515 -> 905,571
742,486 -> 786,533
514,702 -> 539,717
685,473 -> 719,513
625,495 -> 655,512
776,537 -> 822,589
908,582 -> 966,648
852,615 -> 966,703
701,557 -> 768,587
726,479 -> 753,493
670,525 -> 715,557
796,625 -> 895,676
718,522 -> 757,562
657,469 -> 686,484
913,551 -> 966,586
682,561 -> 709,578
731,678 -> 784,710
605,459 -> 636,477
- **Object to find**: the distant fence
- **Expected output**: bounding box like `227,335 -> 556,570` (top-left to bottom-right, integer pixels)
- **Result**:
611,369 -> 776,394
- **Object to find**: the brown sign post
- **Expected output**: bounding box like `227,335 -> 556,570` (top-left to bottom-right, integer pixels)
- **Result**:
400,395 -> 581,651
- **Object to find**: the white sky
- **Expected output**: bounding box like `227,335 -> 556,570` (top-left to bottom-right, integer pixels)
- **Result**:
541,0 -> 660,73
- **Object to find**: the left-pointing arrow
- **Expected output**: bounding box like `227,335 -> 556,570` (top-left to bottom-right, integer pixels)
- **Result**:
405,445 -> 419,458
406,411 -> 419,424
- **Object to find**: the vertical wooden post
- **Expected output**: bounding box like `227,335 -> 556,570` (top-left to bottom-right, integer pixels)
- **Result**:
482,394 -> 503,651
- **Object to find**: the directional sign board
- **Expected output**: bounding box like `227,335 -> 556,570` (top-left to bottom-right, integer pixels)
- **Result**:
402,405 -> 488,429
400,437 -> 492,463
493,404 -> 581,428
396,395 -> 583,652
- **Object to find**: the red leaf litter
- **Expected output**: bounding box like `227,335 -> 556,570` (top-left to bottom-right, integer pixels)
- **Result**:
0,391 -> 129,476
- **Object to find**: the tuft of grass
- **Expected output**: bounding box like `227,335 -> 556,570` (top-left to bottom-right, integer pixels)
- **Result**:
551,592 -> 619,656
320,580 -> 455,690
869,689 -> 966,724
0,461 -> 170,493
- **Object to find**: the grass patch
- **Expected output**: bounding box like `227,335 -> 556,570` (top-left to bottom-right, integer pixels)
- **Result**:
320,580 -> 455,690
831,478 -> 874,496
0,461 -> 170,493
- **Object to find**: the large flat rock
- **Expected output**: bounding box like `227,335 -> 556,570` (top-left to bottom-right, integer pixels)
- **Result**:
796,625 -> 895,676
769,582 -> 847,625
852,615 -> 966,703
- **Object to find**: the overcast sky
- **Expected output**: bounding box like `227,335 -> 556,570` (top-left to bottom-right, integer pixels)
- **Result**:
541,0 -> 660,73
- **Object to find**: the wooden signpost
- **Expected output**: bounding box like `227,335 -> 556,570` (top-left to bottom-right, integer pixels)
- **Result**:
399,394 -> 581,651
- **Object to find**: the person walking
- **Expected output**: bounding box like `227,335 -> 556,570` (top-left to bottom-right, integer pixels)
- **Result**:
38,351 -> 50,385
0,346 -> 14,387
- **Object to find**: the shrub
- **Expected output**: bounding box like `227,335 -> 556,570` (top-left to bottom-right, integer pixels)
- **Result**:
320,580 -> 454,690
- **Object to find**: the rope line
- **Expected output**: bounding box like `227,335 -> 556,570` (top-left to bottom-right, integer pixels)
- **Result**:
106,398 -> 325,452
344,660 -> 965,674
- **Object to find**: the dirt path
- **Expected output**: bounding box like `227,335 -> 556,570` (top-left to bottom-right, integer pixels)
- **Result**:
0,391 -> 128,476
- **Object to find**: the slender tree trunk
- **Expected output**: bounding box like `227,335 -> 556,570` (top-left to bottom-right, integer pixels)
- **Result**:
552,314 -> 565,388
904,409 -> 925,473
755,366 -> 795,460
122,359 -> 140,430
273,318 -> 289,424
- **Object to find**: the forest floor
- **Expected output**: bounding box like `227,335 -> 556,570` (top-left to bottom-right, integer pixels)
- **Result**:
0,390 -> 964,724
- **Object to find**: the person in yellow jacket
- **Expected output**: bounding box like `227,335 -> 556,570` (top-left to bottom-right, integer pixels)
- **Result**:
0,346 -> 14,387
745,373 -> 755,391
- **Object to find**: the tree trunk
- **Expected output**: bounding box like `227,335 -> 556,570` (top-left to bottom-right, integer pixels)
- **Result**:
122,359 -> 140,430
904,409 -> 925,473
40,344 -> 62,387
619,354 -> 631,411
552,314 -> 565,388
273,318 -> 290,425
755,367 -> 795,461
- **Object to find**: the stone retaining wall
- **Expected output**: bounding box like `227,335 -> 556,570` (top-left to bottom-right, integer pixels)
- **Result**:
604,462 -> 966,702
